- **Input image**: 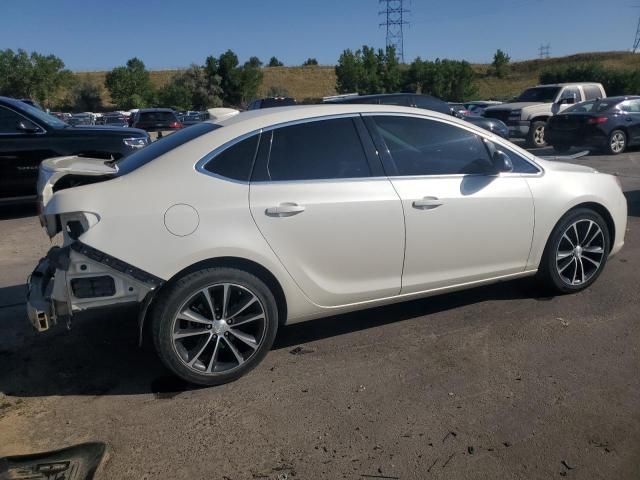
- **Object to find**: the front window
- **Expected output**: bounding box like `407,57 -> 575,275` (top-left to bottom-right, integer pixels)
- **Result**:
516,87 -> 561,103
372,115 -> 494,176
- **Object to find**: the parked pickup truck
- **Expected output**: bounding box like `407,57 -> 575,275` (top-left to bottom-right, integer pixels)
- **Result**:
0,96 -> 150,203
483,83 -> 607,148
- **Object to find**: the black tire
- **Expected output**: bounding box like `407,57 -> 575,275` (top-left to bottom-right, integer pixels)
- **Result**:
553,144 -> 571,153
606,129 -> 627,155
537,208 -> 610,294
151,267 -> 278,386
526,120 -> 547,148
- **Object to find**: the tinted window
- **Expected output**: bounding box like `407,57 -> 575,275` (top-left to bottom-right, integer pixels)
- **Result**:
204,134 -> 259,181
267,118 -> 370,181
517,87 -> 560,102
139,111 -> 176,122
116,122 -> 220,175
562,87 -> 581,103
583,85 -> 602,101
373,116 -> 493,176
0,107 -> 25,133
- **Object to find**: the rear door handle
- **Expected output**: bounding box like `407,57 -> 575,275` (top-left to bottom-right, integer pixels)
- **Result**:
265,202 -> 306,217
412,197 -> 443,210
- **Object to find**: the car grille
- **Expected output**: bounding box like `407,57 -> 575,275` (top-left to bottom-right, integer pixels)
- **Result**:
483,110 -> 512,124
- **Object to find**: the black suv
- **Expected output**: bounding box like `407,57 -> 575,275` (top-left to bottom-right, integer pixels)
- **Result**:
130,108 -> 182,132
325,93 -> 509,138
247,97 -> 297,110
0,96 -> 150,202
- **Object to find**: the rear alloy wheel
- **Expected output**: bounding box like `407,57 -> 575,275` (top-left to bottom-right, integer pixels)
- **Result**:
607,129 -> 627,155
152,268 -> 278,386
538,208 -> 610,294
526,120 -> 547,148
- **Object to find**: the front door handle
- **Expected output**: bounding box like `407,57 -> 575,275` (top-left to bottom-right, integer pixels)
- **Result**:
412,197 -> 443,210
265,202 -> 306,217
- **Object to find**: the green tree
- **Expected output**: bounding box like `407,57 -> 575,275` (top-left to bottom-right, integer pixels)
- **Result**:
71,79 -> 103,112
239,56 -> 264,104
268,56 -> 284,67
105,57 -> 154,109
217,50 -> 242,105
492,49 -> 511,78
0,49 -> 72,107
401,57 -> 478,101
302,58 -> 319,66
335,49 -> 363,93
158,64 -> 223,110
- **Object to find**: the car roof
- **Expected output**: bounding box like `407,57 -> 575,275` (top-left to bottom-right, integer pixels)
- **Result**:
534,83 -> 602,88
592,95 -> 640,103
214,104 -> 463,132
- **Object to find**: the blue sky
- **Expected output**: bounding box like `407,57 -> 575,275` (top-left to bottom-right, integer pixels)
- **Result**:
1,0 -> 636,70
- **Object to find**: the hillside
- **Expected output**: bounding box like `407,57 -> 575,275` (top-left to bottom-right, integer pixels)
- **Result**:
72,50 -> 640,108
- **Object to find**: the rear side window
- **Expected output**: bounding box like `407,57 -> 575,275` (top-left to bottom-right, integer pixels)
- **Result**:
266,118 -> 370,181
116,122 -> 220,176
619,99 -> 640,113
583,85 -> 602,101
373,116 -> 493,176
203,134 -> 259,181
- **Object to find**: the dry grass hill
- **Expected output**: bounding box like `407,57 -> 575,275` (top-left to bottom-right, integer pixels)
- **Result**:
73,51 -> 640,108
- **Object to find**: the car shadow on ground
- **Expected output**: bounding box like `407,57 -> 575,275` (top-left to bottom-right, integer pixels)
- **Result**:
0,277 -> 550,398
0,203 -> 38,221
625,190 -> 640,217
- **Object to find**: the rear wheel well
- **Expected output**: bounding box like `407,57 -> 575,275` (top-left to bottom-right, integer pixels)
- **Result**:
139,257 -> 288,347
165,257 -> 288,325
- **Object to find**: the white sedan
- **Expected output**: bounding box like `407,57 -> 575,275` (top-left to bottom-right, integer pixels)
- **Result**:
28,104 -> 627,385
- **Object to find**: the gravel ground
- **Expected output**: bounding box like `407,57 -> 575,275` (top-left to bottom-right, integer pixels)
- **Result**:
0,149 -> 638,479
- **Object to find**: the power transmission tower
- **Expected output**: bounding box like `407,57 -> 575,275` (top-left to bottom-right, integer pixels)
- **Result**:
538,44 -> 551,59
379,0 -> 410,63
633,16 -> 640,52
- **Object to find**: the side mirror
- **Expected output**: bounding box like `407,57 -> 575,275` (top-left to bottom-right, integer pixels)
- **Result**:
491,150 -> 513,173
16,119 -> 42,133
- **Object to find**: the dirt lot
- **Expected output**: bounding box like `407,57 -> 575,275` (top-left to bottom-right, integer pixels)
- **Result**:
0,149 -> 639,479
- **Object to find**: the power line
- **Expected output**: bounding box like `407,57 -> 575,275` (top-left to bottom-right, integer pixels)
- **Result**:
634,17 -> 640,52
538,44 -> 551,59
379,0 -> 410,63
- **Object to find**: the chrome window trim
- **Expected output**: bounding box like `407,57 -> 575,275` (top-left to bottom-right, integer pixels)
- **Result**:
362,111 -> 544,178
0,105 -> 47,136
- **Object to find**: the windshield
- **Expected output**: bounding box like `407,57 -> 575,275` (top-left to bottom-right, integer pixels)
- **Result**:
115,122 -> 220,175
19,102 -> 68,128
564,100 -> 614,114
516,87 -> 561,103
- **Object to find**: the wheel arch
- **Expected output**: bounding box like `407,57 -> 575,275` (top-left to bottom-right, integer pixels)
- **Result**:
530,116 -> 550,124
551,201 -> 615,251
139,256 -> 289,346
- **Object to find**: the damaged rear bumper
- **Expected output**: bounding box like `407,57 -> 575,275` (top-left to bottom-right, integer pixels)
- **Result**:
26,243 -> 163,332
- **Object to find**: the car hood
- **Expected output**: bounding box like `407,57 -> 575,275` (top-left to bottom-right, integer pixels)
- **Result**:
536,157 -> 597,174
485,102 -> 541,111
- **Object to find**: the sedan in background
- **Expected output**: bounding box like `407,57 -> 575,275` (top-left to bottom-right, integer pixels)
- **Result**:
130,108 -> 182,136
465,101 -> 502,117
27,104 -> 625,386
546,96 -> 640,154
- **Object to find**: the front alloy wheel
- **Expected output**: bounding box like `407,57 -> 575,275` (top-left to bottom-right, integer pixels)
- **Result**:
539,208 -> 610,293
527,120 -> 548,148
608,130 -> 626,155
152,268 -> 278,386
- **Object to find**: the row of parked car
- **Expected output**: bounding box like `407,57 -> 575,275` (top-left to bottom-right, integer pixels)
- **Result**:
1,81 -> 637,203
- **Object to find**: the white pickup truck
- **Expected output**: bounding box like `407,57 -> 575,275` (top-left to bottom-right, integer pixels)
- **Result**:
483,83 -> 607,148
